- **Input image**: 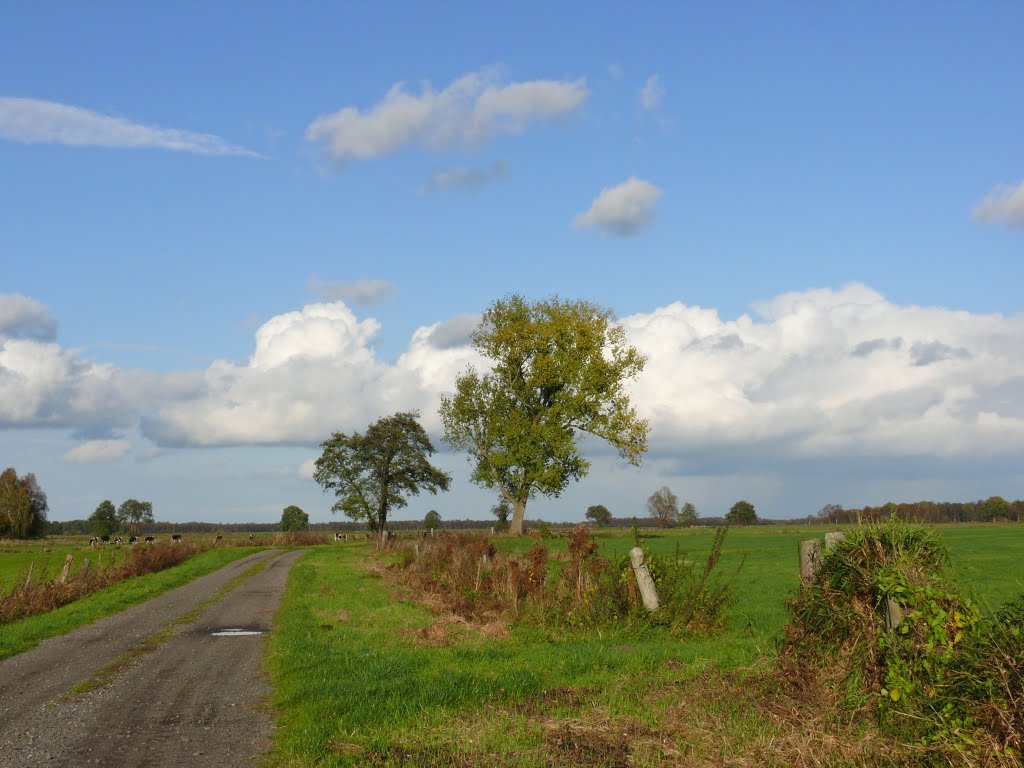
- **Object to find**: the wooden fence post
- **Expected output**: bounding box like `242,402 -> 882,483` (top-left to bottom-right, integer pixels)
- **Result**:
80,558 -> 90,577
799,540 -> 821,582
629,547 -> 660,612
24,562 -> 34,590
824,531 -> 846,549
59,553 -> 74,584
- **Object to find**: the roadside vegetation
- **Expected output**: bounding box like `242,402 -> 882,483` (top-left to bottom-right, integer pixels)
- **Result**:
268,523 -> 1024,767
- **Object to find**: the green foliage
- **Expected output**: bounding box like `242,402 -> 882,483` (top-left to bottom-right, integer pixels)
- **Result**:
678,501 -> 698,527
490,498 -> 511,532
726,500 -> 757,526
280,505 -> 309,532
0,468 -> 48,539
584,504 -> 613,527
314,411 -> 450,533
423,509 -> 441,531
981,495 -> 1011,522
116,499 -> 153,532
439,295 -> 649,535
646,486 -> 678,528
537,521 -> 554,539
784,519 -> 1024,761
89,500 -> 120,537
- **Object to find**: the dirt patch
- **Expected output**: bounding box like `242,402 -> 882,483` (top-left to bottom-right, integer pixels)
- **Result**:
542,719 -> 638,768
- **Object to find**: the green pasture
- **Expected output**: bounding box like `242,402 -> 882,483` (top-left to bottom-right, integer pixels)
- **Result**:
267,524 -> 1024,766
0,537 -> 127,592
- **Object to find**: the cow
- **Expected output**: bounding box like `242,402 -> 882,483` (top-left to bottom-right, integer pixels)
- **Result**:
128,536 -> 138,544
215,535 -> 223,545
100,535 -> 110,544
334,532 -> 344,542
89,537 -> 98,548
248,534 -> 254,541
114,537 -> 123,546
144,536 -> 155,544
171,534 -> 182,543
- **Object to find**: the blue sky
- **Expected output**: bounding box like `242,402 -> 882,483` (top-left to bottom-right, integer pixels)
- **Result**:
2,2 -> 1022,525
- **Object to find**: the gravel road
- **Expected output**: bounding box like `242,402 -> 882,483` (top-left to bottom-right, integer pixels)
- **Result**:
0,547 -> 304,767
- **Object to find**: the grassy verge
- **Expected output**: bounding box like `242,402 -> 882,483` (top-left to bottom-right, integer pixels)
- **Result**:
0,546 -> 261,661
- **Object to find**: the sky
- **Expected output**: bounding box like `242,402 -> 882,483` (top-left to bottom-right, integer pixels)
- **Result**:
1,2 -> 1022,525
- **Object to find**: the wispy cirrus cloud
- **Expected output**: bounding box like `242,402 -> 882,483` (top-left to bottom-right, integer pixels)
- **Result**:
308,277 -> 395,305
306,69 -> 588,164
575,177 -> 663,236
63,439 -> 132,465
639,74 -> 665,110
972,181 -> 1024,229
0,97 -> 261,157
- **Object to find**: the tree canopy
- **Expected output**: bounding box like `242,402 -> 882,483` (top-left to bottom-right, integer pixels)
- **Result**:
424,509 -> 441,531
677,501 -> 698,527
117,499 -> 154,532
440,295 -> 648,536
0,468 -> 48,539
726,500 -> 758,526
89,499 -> 119,537
647,486 -> 679,528
585,504 -> 613,527
280,505 -> 309,532
314,411 -> 450,536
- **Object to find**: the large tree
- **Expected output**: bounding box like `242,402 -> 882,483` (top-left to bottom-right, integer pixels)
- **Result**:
726,500 -> 758,526
585,504 -> 613,528
677,501 -> 698,527
647,486 -> 679,528
89,500 -> 120,537
117,499 -> 154,533
314,411 -> 450,537
280,505 -> 309,532
0,468 -> 49,539
440,295 -> 648,536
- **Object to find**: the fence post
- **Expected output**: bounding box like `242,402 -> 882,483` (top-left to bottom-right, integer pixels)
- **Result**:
24,562 -> 34,590
59,553 -> 74,584
799,540 -> 821,582
629,547 -> 660,612
824,531 -> 846,549
885,598 -> 906,631
80,558 -> 91,577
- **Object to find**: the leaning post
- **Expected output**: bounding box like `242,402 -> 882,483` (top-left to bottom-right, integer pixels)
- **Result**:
59,553 -> 74,584
629,547 -> 660,612
799,539 -> 822,582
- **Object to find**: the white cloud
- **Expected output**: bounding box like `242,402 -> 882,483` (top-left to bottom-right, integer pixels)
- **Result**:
63,439 -> 131,465
972,181 -> 1024,228
305,69 -> 588,163
308,277 -> 395,305
0,97 -> 260,157
425,160 -> 506,192
574,177 -> 663,236
298,458 -> 317,479
0,293 -> 57,341
639,75 -> 665,110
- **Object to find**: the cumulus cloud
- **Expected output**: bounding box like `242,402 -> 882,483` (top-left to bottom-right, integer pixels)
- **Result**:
639,75 -> 665,110
972,181 -> 1024,228
0,97 -> 260,156
575,177 -> 662,236
425,160 -> 506,192
4,287 -> 1023,479
298,458 -> 316,479
0,294 -> 57,341
63,439 -> 131,464
308,277 -> 394,305
305,70 -> 588,163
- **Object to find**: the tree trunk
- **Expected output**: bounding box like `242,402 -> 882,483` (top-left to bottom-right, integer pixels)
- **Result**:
509,499 -> 527,536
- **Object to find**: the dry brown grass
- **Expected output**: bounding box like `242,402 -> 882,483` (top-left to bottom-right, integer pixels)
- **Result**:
0,541 -> 207,624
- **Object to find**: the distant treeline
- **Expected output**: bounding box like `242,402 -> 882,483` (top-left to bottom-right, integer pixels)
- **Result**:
44,498 -> 1022,537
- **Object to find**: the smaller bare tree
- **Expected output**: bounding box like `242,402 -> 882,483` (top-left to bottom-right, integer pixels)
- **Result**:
646,486 -> 679,529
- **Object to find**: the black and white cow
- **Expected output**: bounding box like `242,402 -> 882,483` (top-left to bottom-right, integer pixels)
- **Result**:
89,537 -> 99,548
248,534 -> 255,541
114,537 -> 123,546
215,535 -> 223,545
171,534 -> 182,543
100,535 -> 110,544
128,536 -> 138,544
144,536 -> 155,544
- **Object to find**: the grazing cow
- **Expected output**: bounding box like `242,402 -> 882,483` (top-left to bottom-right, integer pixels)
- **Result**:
114,537 -> 123,546
171,534 -> 182,543
334,532 -> 343,542
100,535 -> 110,544
248,534 -> 254,541
215,535 -> 223,545
89,537 -> 98,548
144,536 -> 155,544
128,536 -> 138,544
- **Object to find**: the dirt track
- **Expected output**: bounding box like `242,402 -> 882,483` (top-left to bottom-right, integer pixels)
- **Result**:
0,547 -> 304,767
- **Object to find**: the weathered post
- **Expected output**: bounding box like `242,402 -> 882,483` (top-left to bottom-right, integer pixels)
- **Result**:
799,539 -> 822,582
59,553 -> 74,584
824,531 -> 846,549
885,598 -> 905,631
80,558 -> 91,577
24,562 -> 34,590
629,547 -> 660,612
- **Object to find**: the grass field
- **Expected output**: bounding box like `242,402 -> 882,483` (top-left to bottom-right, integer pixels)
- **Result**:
266,524 -> 1024,767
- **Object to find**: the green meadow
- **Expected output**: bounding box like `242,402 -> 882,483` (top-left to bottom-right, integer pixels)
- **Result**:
266,524 -> 1024,767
